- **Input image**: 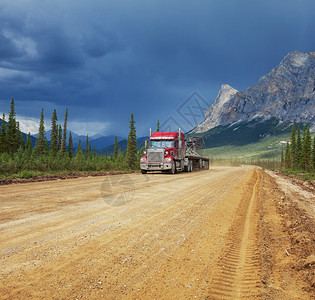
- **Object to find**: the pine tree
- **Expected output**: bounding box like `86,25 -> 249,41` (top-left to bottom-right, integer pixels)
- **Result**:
50,109 -> 58,155
302,125 -> 306,143
126,113 -> 137,169
280,147 -> 284,169
93,146 -> 96,157
58,124 -> 62,150
312,136 -> 315,170
303,126 -> 312,170
296,125 -> 302,169
68,132 -> 73,159
16,122 -> 25,150
7,98 -> 19,154
85,135 -> 89,156
25,133 -> 32,156
157,120 -> 160,132
285,141 -> 291,169
88,142 -> 92,158
75,139 -> 83,158
34,108 -> 48,155
61,108 -> 68,153
113,136 -> 118,158
20,132 -> 25,150
0,113 -> 7,153
290,125 -> 296,169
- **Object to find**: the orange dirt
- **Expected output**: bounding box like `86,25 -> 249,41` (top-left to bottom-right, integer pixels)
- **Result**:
0,166 -> 313,299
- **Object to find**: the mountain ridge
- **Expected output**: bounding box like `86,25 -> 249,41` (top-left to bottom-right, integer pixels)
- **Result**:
196,50 -> 315,133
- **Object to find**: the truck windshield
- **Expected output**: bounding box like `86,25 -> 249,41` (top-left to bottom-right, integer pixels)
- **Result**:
150,140 -> 174,148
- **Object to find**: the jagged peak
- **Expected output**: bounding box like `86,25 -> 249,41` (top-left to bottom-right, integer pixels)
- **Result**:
214,84 -> 238,106
220,84 -> 238,92
280,50 -> 313,68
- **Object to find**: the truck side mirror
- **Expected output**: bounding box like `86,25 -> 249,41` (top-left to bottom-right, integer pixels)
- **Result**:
145,139 -> 148,149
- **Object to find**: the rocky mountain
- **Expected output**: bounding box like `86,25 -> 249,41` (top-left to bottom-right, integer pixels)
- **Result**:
196,51 -> 315,133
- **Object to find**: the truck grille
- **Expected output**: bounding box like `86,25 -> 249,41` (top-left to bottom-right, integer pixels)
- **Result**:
147,150 -> 164,163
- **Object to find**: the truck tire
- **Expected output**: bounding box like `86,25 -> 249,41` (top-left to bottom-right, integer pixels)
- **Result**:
169,162 -> 176,174
141,170 -> 147,174
199,159 -> 203,169
189,160 -> 193,172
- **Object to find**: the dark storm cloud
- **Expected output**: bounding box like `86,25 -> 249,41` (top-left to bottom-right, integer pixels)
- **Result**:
0,0 -> 314,136
0,32 -> 22,59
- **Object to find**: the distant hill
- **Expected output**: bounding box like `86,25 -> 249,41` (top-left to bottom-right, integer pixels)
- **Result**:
87,135 -> 124,150
0,118 -> 37,146
189,117 -> 298,148
98,136 -> 148,155
34,130 -> 125,150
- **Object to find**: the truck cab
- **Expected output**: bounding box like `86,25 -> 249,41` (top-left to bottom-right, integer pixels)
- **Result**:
140,131 -> 185,174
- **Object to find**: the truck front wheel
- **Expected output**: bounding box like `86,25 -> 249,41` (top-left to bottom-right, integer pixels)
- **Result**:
141,170 -> 147,174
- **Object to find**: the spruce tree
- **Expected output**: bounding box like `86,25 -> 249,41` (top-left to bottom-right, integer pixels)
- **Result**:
20,132 -> 25,150
93,146 -> 96,157
290,125 -> 296,169
7,98 -> 19,154
16,122 -> 25,150
284,141 -> 291,169
113,136 -> 119,158
61,108 -> 68,153
34,108 -> 48,155
88,142 -> 92,158
58,124 -> 62,150
25,133 -> 32,157
303,126 -> 312,170
157,120 -> 160,132
68,132 -> 73,159
301,124 -> 306,165
75,139 -> 83,158
85,134 -> 89,156
50,109 -> 58,155
280,147 -> 284,169
296,125 -> 302,169
0,113 -> 7,153
126,113 -> 137,169
312,136 -> 315,170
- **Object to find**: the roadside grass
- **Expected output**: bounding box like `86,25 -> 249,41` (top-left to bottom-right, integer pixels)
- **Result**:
279,169 -> 315,181
2,169 -> 139,180
204,135 -> 285,171
0,151 -> 142,179
204,133 -> 315,181
203,133 -> 290,161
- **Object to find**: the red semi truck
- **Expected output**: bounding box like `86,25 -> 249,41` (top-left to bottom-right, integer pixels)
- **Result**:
140,129 -> 209,174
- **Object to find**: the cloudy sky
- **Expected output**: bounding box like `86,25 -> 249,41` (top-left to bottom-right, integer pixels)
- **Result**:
0,0 -> 314,137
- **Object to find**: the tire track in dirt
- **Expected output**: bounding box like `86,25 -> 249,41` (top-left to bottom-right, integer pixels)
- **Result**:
207,169 -> 262,299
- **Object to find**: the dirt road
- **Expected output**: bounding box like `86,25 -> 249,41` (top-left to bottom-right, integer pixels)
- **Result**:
0,166 -> 314,299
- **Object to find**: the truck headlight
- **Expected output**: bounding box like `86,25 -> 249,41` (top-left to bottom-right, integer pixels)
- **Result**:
164,157 -> 172,162
140,157 -> 147,162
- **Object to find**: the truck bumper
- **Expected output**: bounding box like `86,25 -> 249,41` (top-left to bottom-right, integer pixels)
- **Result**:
140,163 -> 172,171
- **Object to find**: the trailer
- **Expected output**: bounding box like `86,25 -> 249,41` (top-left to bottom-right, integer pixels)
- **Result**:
140,129 -> 209,174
